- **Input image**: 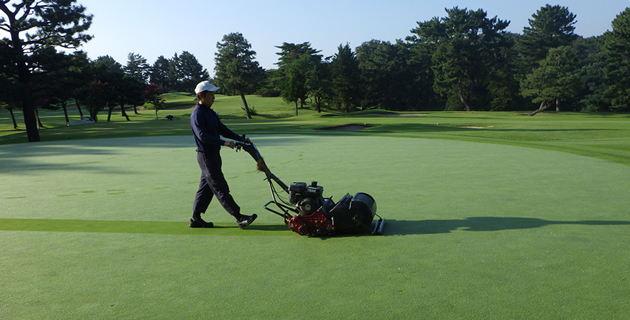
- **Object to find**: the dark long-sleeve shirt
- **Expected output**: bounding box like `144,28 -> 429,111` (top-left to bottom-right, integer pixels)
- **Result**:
190,104 -> 243,153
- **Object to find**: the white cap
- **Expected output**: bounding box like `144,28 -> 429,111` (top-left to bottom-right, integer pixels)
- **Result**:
195,81 -> 220,94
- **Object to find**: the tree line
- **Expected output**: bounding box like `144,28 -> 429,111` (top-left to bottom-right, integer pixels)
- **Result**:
0,0 -> 214,141
2,1 -> 630,143
261,5 -> 630,116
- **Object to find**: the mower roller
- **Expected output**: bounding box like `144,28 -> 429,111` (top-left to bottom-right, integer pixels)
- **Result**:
235,140 -> 384,236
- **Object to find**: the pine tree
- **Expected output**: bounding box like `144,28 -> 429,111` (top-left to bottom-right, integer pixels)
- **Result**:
602,8 -> 630,111
275,42 -> 322,115
521,46 -> 581,115
214,32 -> 264,119
331,43 -> 360,113
124,53 -> 150,83
410,7 -> 511,111
1,0 -> 93,142
519,5 -> 578,71
149,56 -> 173,91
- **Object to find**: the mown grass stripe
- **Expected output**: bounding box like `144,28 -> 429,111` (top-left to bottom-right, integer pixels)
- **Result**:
0,218 -> 292,236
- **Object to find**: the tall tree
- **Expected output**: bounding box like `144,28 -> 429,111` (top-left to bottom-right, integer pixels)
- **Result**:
486,32 -> 522,111
518,5 -> 578,72
330,43 -> 360,113
214,32 -> 265,119
149,55 -> 173,91
83,55 -> 123,121
276,42 -> 320,68
356,40 -> 423,111
520,46 -> 581,115
173,51 -> 209,92
357,40 -> 389,109
94,56 -> 143,121
279,56 -> 308,115
111,75 -> 144,121
410,7 -> 511,111
276,42 -> 322,116
0,0 -> 93,142
275,42 -> 322,115
573,36 -> 607,112
44,51 -> 91,123
601,7 -> 630,111
405,35 -> 442,111
164,52 -> 204,92
124,52 -> 150,83
305,56 -> 331,113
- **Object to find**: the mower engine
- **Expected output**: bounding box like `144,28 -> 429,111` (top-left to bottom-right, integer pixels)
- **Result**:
289,181 -> 324,216
286,180 -> 378,236
235,140 -> 384,237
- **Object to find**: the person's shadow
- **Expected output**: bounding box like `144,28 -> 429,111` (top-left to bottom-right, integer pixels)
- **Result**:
384,217 -> 630,235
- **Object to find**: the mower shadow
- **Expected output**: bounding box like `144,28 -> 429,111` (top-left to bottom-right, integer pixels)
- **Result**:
383,217 -> 630,235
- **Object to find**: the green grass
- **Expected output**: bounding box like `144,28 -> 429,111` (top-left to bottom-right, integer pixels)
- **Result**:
160,92 -> 197,107
2,95 -> 630,166
2,96 -> 630,318
2,135 -> 630,319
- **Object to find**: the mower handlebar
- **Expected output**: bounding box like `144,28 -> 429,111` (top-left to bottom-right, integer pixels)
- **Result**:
234,141 -> 290,192
234,141 -> 262,162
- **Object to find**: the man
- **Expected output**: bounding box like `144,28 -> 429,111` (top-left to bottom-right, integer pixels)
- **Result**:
189,80 -> 257,228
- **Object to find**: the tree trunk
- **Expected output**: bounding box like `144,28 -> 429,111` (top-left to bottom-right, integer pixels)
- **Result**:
22,103 -> 39,140
458,82 -> 471,112
240,93 -> 252,119
458,92 -> 471,112
20,86 -> 41,141
315,97 -> 322,113
133,106 -> 139,114
35,108 -> 44,128
527,101 -> 548,116
61,101 -> 69,123
555,98 -> 560,112
9,108 -> 18,129
75,99 -> 84,117
107,103 -> 114,121
294,101 -> 299,116
13,26 -> 40,142
90,108 -> 98,122
7,108 -> 17,128
120,104 -> 130,121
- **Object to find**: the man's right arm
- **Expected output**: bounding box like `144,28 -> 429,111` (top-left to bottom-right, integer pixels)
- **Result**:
191,110 -> 225,147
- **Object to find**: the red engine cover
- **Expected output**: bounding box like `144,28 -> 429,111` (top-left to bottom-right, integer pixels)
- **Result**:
286,210 -> 333,236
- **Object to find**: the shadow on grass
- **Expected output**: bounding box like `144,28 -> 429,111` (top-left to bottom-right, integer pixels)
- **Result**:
3,217 -> 628,238
0,135 -> 315,174
386,217 -> 630,235
0,218 -> 292,236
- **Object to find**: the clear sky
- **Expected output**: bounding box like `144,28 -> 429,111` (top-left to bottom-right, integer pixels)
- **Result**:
76,0 -> 628,74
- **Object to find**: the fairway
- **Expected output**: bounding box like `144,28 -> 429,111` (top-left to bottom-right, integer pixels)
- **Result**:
1,135 -> 630,319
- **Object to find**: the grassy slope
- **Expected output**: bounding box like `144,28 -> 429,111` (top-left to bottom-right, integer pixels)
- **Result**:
2,94 -> 629,166
3,96 -> 630,319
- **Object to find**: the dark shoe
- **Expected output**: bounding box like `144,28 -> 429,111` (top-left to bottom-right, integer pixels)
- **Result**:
189,218 -> 214,228
237,214 -> 257,228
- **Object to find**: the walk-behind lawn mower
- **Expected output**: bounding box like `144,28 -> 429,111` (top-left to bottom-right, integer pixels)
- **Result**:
235,141 -> 384,237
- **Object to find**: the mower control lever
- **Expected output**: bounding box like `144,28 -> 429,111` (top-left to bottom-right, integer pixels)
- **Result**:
234,141 -> 289,192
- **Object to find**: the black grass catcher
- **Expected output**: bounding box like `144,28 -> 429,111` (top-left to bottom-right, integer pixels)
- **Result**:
235,140 -> 384,237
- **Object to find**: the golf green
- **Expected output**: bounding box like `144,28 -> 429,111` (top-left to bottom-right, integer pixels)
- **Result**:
1,135 -> 629,319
